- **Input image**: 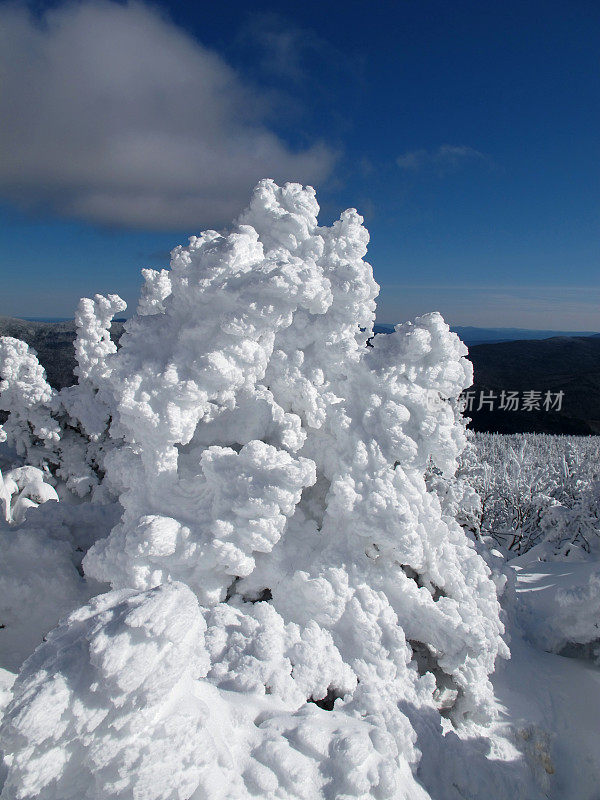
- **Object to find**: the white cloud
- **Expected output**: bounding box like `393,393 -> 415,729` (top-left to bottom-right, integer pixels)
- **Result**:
0,1 -> 334,229
396,145 -> 487,174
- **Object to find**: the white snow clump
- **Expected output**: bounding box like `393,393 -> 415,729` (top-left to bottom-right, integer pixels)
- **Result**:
0,466 -> 57,525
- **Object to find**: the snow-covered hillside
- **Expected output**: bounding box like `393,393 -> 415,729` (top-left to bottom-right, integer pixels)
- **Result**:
0,182 -> 598,799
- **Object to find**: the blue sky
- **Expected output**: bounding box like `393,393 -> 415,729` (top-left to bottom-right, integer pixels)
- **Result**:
0,0 -> 598,328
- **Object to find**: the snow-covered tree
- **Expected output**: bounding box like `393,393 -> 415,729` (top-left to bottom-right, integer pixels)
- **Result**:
0,338 -> 60,468
0,181 -> 507,799
0,294 -> 127,501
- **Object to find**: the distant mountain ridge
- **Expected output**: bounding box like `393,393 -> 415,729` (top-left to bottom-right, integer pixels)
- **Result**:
467,335 -> 600,434
374,324 -> 600,346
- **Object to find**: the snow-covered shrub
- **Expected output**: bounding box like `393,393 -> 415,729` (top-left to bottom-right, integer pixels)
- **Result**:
1,181 -> 507,799
536,490 -> 600,560
0,466 -> 57,525
0,338 -> 60,467
53,293 -> 127,500
459,434 -> 600,558
0,295 -> 126,501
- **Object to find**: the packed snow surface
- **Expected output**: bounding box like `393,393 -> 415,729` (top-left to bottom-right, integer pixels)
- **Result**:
0,182 -> 599,798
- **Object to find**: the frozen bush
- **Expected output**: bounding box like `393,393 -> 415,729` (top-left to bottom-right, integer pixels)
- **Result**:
0,296 -> 126,501
0,466 -> 57,525
0,338 -> 60,467
1,181 -> 507,799
458,434 -> 600,558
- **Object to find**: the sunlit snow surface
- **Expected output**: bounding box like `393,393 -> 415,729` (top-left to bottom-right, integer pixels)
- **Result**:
492,556 -> 600,799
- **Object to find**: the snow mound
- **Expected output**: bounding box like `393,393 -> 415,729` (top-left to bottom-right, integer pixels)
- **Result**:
1,585 -> 424,800
515,554 -> 600,662
0,583 -> 217,800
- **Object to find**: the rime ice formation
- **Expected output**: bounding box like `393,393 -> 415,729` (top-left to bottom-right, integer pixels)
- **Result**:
0,466 -> 57,525
0,338 -> 60,464
0,181 -> 507,799
0,296 -> 126,501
